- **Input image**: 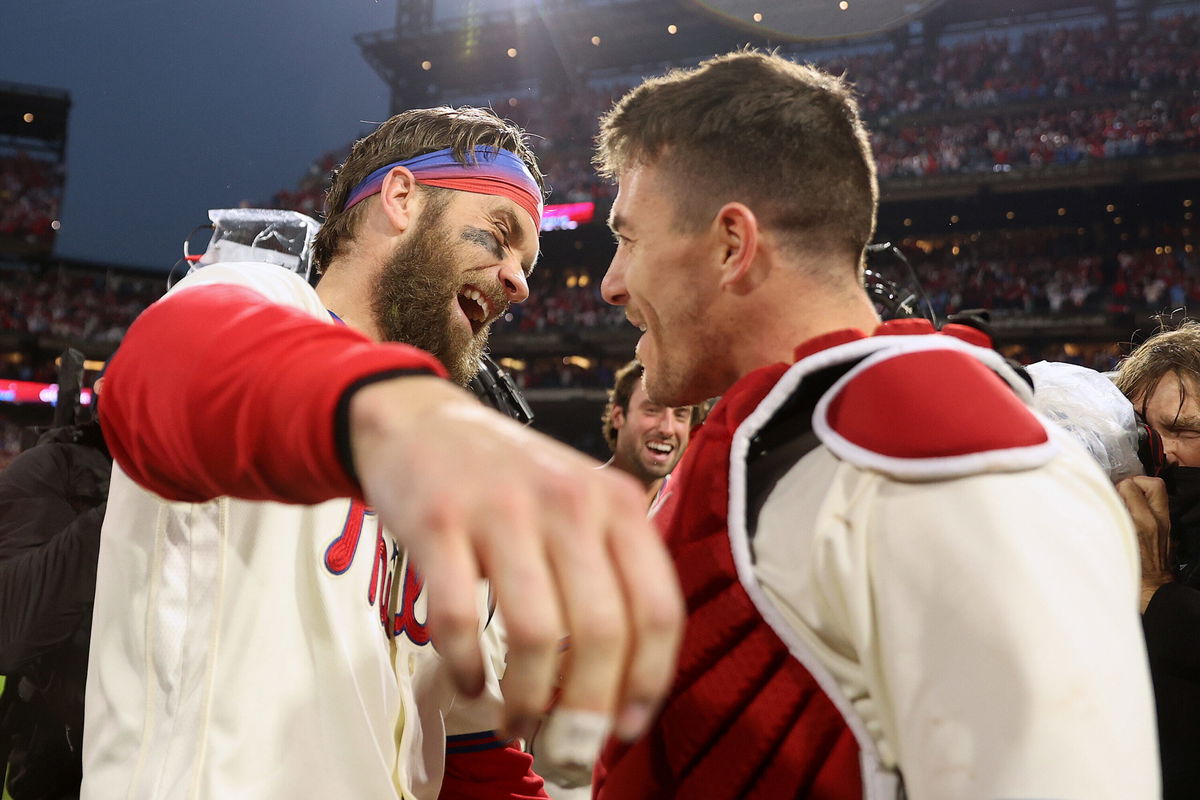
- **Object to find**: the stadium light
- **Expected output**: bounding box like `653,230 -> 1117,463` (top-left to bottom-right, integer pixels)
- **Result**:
693,0 -> 942,40
507,47 -> 518,57
667,24 -> 678,34
421,60 -> 432,70
22,112 -> 34,123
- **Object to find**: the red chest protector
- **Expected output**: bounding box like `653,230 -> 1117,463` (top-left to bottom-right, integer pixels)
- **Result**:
594,319 -> 1040,798
595,361 -> 863,800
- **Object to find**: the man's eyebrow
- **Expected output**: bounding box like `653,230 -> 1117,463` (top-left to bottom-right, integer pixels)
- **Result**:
492,206 -> 539,276
1168,414 -> 1200,429
607,211 -> 628,233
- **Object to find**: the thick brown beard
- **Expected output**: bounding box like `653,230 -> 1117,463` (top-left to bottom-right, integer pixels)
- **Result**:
370,207 -> 492,386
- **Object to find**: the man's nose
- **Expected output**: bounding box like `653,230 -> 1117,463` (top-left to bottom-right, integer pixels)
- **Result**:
1164,437 -> 1181,467
655,412 -> 678,437
601,259 -> 627,306
498,260 -> 529,303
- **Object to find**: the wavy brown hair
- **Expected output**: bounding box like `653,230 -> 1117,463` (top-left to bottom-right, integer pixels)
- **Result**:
1116,321 -> 1200,417
595,50 -> 877,272
313,106 -> 546,274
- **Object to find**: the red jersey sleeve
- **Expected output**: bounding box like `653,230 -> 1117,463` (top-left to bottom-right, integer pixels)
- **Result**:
99,282 -> 446,504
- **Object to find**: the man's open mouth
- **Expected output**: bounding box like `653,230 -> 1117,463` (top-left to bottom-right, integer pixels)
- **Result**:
457,286 -> 493,335
646,441 -> 675,461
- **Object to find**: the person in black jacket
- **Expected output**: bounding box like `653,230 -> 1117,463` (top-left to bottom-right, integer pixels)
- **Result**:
1115,322 -> 1200,800
0,419 -> 110,800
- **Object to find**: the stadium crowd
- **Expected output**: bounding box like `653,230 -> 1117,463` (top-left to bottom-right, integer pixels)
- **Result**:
0,265 -> 162,355
0,228 -> 1194,354
0,153 -> 63,250
265,14 -> 1200,211
906,226 -> 1197,318
828,13 -> 1200,118
874,96 -> 1199,179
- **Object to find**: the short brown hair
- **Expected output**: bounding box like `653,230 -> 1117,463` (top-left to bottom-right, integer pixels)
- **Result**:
595,50 -> 878,268
313,106 -> 546,273
601,359 -> 705,451
1116,321 -> 1200,415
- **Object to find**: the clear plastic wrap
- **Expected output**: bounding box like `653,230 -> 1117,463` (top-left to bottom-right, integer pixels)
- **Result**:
188,208 -> 321,282
1027,360 -> 1143,483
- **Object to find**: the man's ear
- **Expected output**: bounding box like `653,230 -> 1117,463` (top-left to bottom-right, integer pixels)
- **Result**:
713,202 -> 760,293
611,403 -> 627,432
377,166 -> 420,234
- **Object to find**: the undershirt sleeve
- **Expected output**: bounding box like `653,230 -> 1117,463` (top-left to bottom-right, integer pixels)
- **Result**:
439,744 -> 548,800
99,280 -> 445,504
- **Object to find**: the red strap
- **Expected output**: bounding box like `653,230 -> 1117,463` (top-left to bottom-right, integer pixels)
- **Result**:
100,284 -> 445,504
939,322 -> 993,349
874,317 -> 936,336
791,328 -> 867,362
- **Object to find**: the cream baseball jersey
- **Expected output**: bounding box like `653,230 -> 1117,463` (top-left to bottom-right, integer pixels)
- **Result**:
82,263 -> 510,800
598,324 -> 1159,799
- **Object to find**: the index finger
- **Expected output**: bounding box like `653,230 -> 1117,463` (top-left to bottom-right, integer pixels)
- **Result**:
1127,476 -> 1170,531
416,518 -> 487,697
1117,478 -> 1158,532
603,479 -> 685,741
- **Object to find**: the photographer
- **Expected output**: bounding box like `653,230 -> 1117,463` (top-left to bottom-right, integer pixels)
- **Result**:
1113,323 -> 1200,800
0,416 -> 110,800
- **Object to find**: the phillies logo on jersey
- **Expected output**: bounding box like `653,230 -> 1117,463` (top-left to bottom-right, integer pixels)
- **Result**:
324,499 -> 429,645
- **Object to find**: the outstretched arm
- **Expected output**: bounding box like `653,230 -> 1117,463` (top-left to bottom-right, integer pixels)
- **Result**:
99,276 -> 444,504
101,264 -> 684,764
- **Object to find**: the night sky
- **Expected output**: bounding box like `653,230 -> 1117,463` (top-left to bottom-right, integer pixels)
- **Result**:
1,0 -> 401,270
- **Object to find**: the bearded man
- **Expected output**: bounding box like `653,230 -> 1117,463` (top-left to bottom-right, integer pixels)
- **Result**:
81,107 -> 682,800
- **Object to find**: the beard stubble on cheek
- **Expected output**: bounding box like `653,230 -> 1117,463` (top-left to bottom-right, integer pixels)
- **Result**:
369,213 -> 492,386
641,316 -> 715,408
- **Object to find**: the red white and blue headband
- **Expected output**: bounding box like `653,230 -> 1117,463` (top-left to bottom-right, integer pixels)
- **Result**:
342,146 -> 543,230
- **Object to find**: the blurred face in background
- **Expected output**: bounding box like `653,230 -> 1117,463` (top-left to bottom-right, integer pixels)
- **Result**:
610,381 -> 693,487
1134,371 -> 1200,467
